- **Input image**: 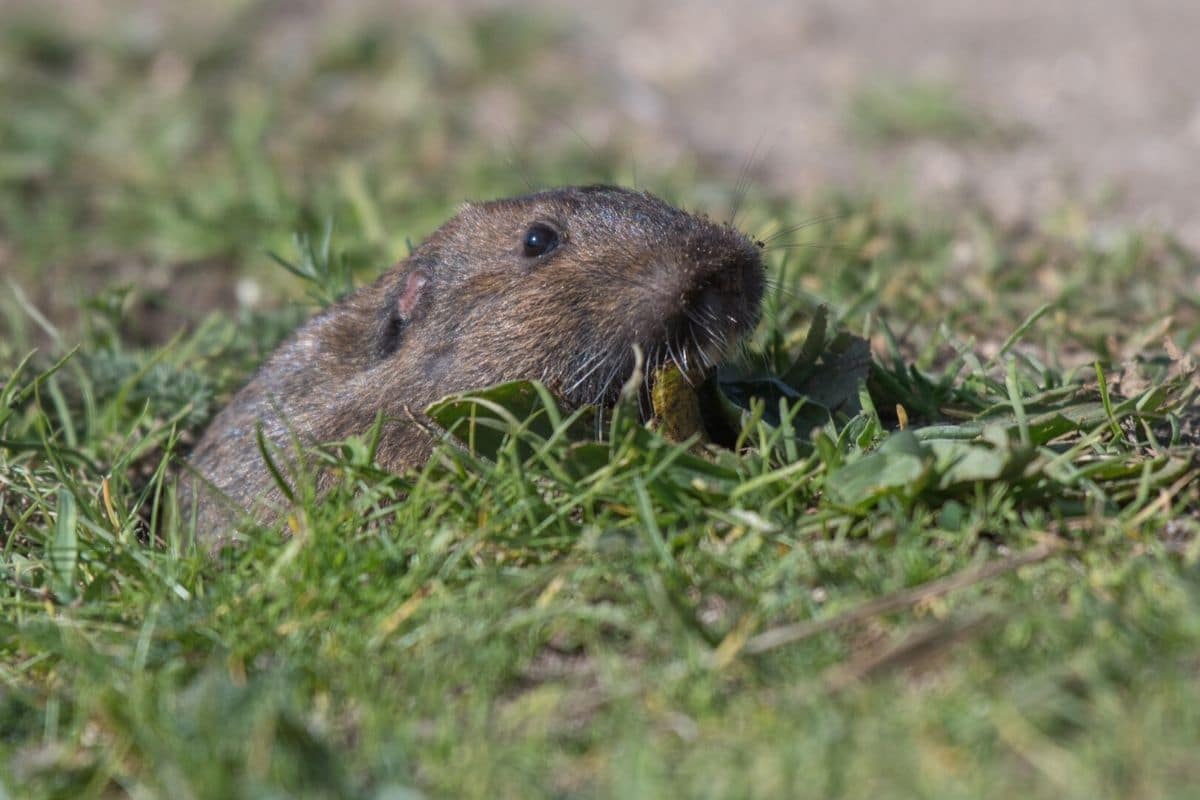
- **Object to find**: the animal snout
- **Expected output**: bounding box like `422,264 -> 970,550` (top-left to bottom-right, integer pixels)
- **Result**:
685,252 -> 761,323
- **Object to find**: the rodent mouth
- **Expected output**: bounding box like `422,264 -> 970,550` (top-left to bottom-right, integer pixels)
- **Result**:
666,253 -> 764,366
633,251 -> 764,408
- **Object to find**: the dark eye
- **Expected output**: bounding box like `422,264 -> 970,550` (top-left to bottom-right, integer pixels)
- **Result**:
522,223 -> 560,258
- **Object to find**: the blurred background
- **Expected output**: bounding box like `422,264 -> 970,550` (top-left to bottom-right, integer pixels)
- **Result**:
2,0 -> 1198,343
566,0 -> 1200,247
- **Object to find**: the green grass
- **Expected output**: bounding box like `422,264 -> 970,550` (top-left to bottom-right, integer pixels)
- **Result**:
3,4 -> 1200,799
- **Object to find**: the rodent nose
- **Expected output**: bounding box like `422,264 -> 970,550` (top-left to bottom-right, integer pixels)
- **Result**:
680,249 -> 763,334
691,259 -> 749,308
697,278 -> 733,314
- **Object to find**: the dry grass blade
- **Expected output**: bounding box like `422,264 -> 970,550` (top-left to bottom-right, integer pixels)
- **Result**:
822,611 -> 996,693
744,539 -> 1064,655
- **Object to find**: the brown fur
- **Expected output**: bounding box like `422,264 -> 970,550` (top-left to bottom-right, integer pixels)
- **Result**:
183,185 -> 764,541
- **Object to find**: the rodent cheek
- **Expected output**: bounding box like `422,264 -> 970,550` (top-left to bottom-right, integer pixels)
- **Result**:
407,336 -> 460,391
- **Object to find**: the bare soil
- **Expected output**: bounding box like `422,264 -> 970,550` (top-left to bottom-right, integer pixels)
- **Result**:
532,0 -> 1200,249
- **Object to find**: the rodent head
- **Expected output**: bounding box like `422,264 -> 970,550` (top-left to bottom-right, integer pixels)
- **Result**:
375,185 -> 765,408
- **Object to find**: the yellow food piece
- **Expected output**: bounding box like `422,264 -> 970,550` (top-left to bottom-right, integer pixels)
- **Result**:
650,365 -> 706,443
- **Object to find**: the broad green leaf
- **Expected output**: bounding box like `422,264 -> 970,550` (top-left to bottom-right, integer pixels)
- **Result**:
826,430 -> 931,508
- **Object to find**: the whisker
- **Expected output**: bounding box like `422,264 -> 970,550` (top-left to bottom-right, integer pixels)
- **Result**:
665,338 -> 679,377
758,213 -> 848,244
684,319 -> 706,366
594,356 -> 625,407
685,309 -> 720,368
638,348 -> 654,420
764,242 -> 853,254
564,350 -> 610,395
762,276 -> 805,301
673,334 -> 696,386
729,135 -> 768,227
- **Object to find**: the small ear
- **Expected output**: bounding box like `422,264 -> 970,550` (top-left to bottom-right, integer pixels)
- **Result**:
377,266 -> 431,358
397,267 -> 429,317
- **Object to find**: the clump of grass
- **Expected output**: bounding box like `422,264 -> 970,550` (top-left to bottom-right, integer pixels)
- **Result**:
5,193 -> 1199,795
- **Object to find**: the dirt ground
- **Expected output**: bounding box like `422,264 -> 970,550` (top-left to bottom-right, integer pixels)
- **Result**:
10,0 -> 1200,251
520,0 -> 1200,249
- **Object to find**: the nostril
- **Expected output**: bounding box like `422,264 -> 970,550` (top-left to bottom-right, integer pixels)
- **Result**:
698,282 -> 728,313
687,274 -> 742,329
692,263 -> 745,304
